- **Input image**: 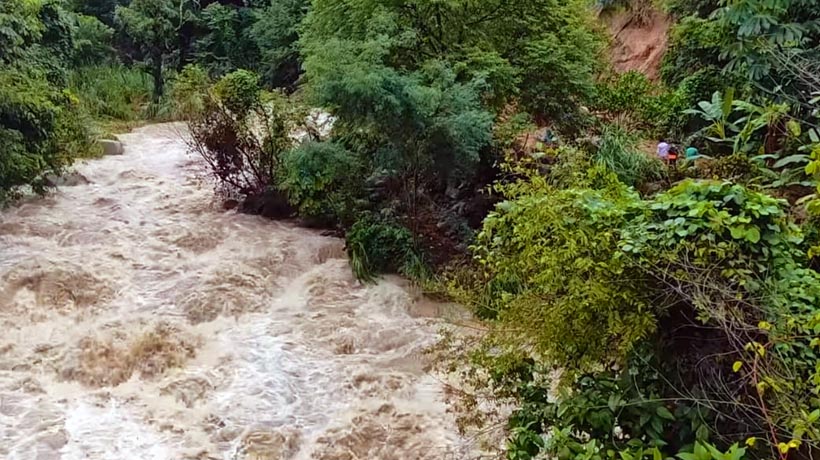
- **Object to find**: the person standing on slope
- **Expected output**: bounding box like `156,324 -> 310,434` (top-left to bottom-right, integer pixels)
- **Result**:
657,139 -> 670,162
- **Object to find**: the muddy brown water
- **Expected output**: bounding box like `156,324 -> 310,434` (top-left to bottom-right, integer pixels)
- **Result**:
0,124 -> 473,460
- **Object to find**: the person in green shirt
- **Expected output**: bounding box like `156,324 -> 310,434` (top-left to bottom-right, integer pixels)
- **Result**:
685,146 -> 699,159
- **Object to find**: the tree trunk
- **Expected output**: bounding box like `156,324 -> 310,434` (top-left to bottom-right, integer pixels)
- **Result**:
177,29 -> 190,72
151,51 -> 164,102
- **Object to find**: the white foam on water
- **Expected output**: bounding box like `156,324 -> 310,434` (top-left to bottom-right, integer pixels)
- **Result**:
61,401 -> 174,460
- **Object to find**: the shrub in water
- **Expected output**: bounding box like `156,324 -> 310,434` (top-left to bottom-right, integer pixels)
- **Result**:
346,214 -> 426,282
187,70 -> 292,200
279,141 -> 361,226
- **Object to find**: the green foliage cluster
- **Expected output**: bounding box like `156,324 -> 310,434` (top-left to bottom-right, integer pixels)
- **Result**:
474,170 -> 654,370
194,3 -> 258,78
453,144 -> 820,459
662,0 -> 818,111
68,65 -> 153,121
249,0 -> 307,88
661,17 -> 725,87
593,70 -> 719,138
0,0 -> 95,203
70,13 -> 115,66
301,0 -> 603,122
681,89 -> 816,190
304,46 -> 493,189
115,0 -> 190,101
279,141 -> 361,226
212,69 -> 261,119
345,214 -> 426,282
109,0 -> 309,96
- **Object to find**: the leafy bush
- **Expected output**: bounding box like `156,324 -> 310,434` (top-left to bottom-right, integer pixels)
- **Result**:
0,69 -> 97,202
622,181 -> 820,457
473,170 -> 654,370
212,69 -> 260,120
303,39 -> 493,190
71,14 -> 115,66
279,141 -> 361,225
594,71 -> 655,115
660,17 -> 726,87
593,71 -> 689,138
346,214 -> 427,282
0,0 -> 103,202
168,64 -> 210,119
499,351 -> 727,460
596,124 -> 665,187
451,168 -> 820,459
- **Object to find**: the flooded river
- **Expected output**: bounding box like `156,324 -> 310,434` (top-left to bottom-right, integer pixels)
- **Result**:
0,124 -> 470,460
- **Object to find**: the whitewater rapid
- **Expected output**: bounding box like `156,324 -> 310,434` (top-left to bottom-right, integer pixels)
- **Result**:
0,124 -> 471,460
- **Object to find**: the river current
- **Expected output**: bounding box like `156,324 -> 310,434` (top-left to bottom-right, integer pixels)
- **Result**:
0,124 -> 470,460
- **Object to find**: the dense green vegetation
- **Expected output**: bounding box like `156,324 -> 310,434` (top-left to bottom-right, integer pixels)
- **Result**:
3,0 -> 820,459
0,0 -> 311,203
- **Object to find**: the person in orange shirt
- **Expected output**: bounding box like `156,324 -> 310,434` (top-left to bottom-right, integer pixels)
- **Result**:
667,144 -> 679,167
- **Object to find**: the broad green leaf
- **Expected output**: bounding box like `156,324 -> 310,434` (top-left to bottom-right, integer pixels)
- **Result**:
787,119 -> 801,137
809,128 -> 819,143
656,406 -> 675,421
745,227 -> 760,243
773,154 -> 808,169
730,225 -> 745,239
722,88 -> 735,118
695,424 -> 709,442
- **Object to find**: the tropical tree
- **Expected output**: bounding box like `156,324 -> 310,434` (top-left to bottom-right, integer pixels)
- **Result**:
250,0 -> 309,88
717,0 -> 820,84
115,0 -> 194,100
301,0 -> 602,121
195,3 -> 259,77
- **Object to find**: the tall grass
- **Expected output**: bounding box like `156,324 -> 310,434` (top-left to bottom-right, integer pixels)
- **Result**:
596,124 -> 665,187
69,66 -> 154,122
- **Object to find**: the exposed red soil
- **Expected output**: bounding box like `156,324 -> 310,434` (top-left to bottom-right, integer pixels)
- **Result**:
606,8 -> 671,81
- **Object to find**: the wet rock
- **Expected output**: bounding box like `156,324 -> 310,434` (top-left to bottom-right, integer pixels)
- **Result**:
213,426 -> 242,443
161,376 -> 213,408
44,172 -> 90,187
99,139 -> 124,156
241,189 -> 293,220
38,430 -> 68,450
223,199 -> 239,211
238,429 -> 301,460
0,394 -> 26,416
